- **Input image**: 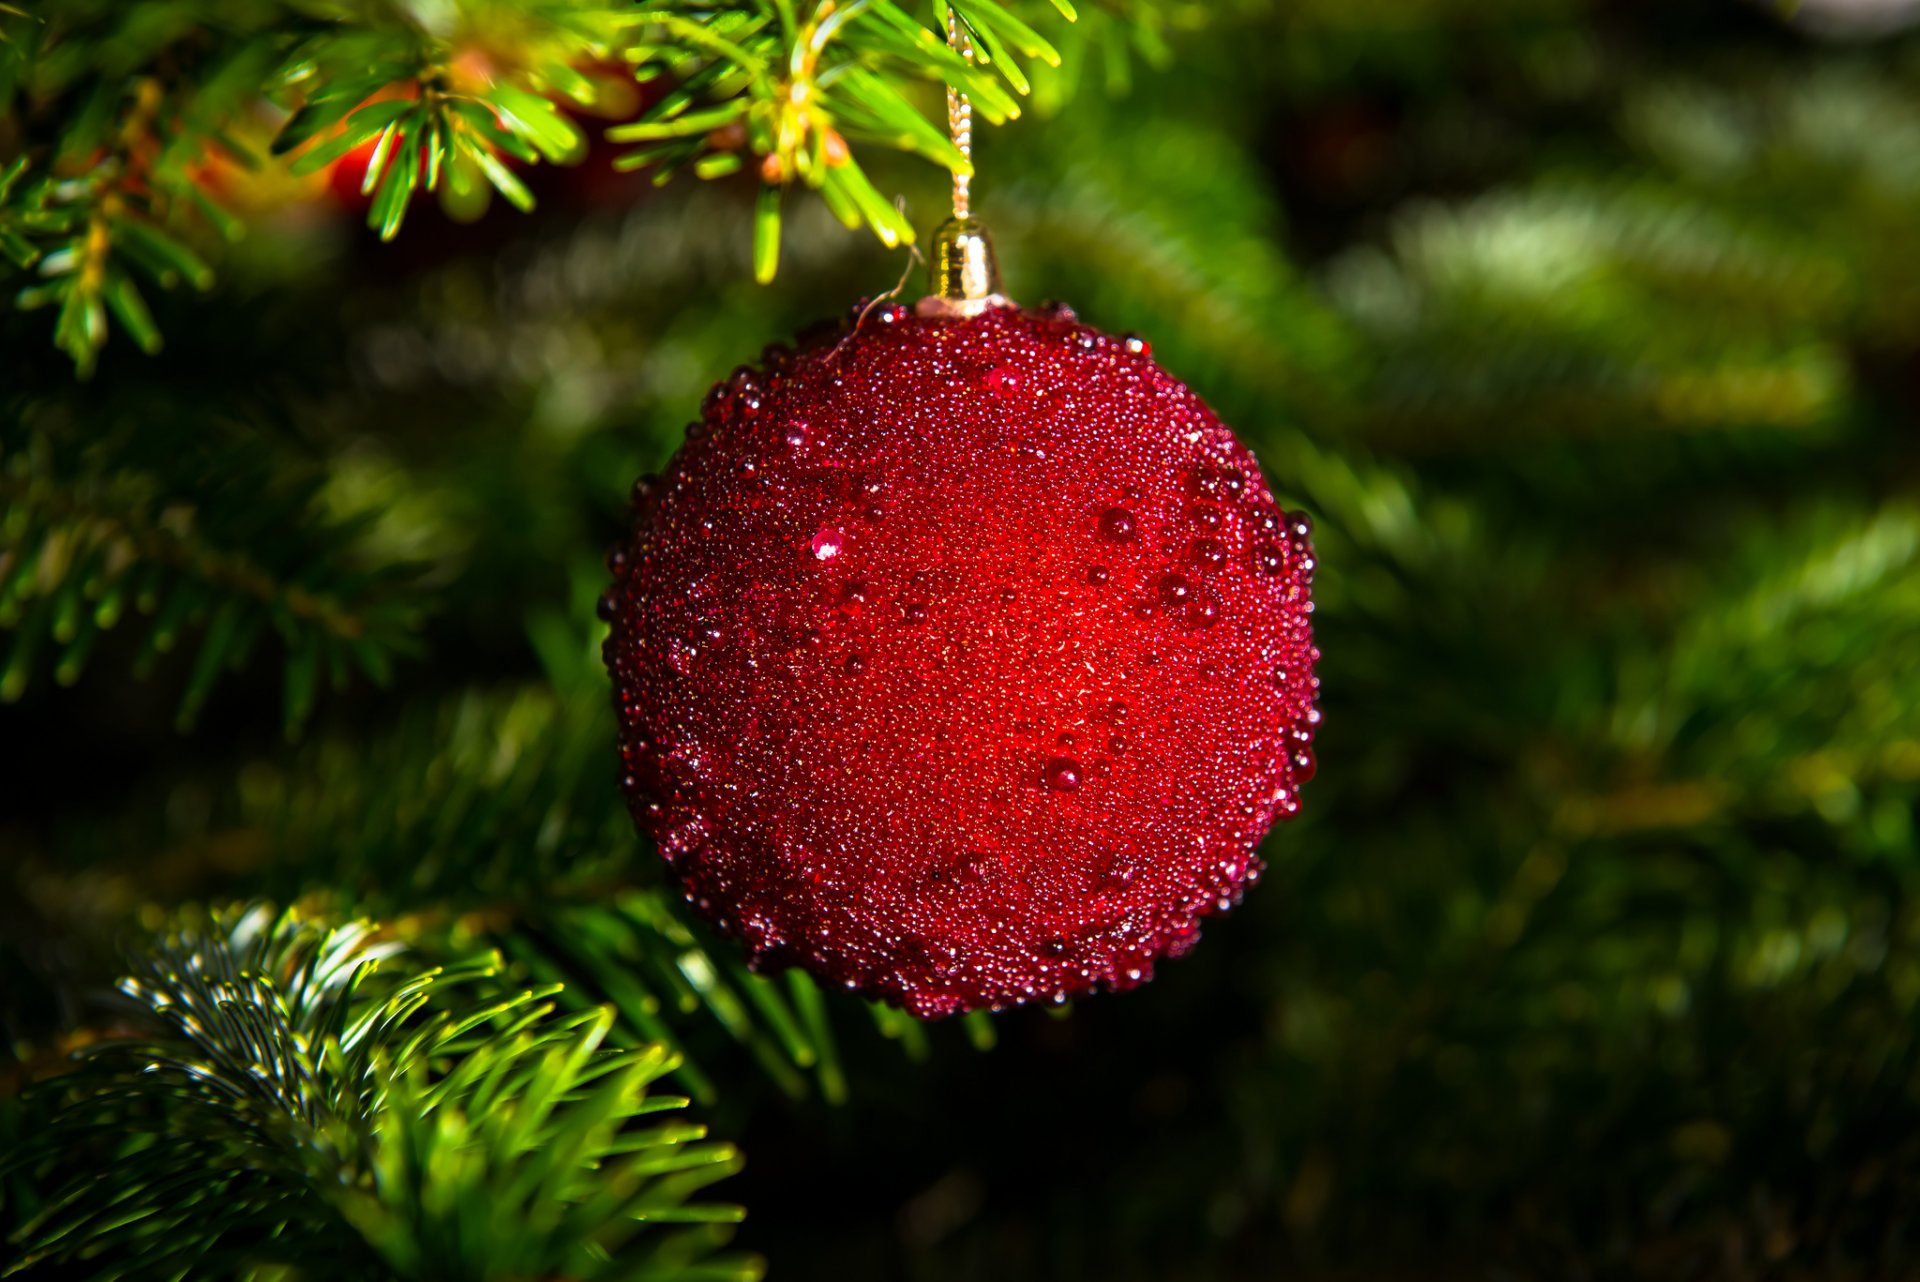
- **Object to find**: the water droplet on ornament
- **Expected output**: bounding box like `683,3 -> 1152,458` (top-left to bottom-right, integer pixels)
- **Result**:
903,602 -> 928,624
1123,333 -> 1151,355
1044,757 -> 1083,792
1189,502 -> 1223,531
596,591 -> 619,622
839,580 -> 869,606
1293,748 -> 1317,781
1086,565 -> 1110,586
661,812 -> 709,858
1181,591 -> 1222,631
1188,537 -> 1227,569
985,364 -> 1021,396
1253,544 -> 1286,577
1099,508 -> 1138,543
1132,601 -> 1156,620
1157,573 -> 1194,609
1074,330 -> 1098,350
630,473 -> 658,509
1287,510 -> 1314,539
845,652 -> 866,675
810,528 -> 844,561
605,545 -> 630,577
1042,938 -> 1069,958
783,420 -> 812,452
1001,585 -> 1018,604
876,302 -> 908,325
1106,700 -> 1128,720
1041,300 -> 1077,321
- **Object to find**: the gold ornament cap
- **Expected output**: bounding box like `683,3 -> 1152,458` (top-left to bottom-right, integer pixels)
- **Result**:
916,216 -> 1011,318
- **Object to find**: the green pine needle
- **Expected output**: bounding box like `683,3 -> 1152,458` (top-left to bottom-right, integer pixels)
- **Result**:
5,905 -> 762,1282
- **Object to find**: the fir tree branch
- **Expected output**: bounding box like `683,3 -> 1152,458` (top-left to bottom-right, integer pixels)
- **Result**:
3,0 -> 1191,369
16,674 -> 992,1104
1329,64 -> 1920,453
4,904 -> 760,1282
1,0 -> 272,376
267,0 -> 651,236
1623,502 -> 1920,787
0,413 -> 424,733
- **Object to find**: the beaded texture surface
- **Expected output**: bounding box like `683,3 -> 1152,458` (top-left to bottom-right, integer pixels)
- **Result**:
603,301 -> 1319,1017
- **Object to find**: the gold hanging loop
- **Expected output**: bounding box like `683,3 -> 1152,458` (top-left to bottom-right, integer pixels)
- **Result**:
919,5 -> 1009,317
946,8 -> 972,222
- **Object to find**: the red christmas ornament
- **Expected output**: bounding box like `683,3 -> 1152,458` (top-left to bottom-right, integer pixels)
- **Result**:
602,289 -> 1320,1017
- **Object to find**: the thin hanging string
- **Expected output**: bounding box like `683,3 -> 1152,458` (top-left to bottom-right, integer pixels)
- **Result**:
946,8 -> 973,221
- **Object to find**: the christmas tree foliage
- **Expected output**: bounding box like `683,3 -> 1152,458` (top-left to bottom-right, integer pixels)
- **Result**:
6,0 -> 1920,1277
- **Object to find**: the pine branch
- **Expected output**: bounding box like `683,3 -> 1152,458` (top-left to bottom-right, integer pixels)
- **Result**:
0,412 -> 424,733
611,0 -> 1079,278
21,661 -> 996,1104
1621,502 -> 1920,788
1332,182 -> 1855,449
267,1 -> 651,236
2,2 -> 271,376
2,0 -> 1196,369
501,894 -> 995,1106
4,904 -> 760,1282
1329,63 -> 1920,454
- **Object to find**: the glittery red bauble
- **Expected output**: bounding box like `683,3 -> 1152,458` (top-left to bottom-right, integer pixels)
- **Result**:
603,301 -> 1319,1017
